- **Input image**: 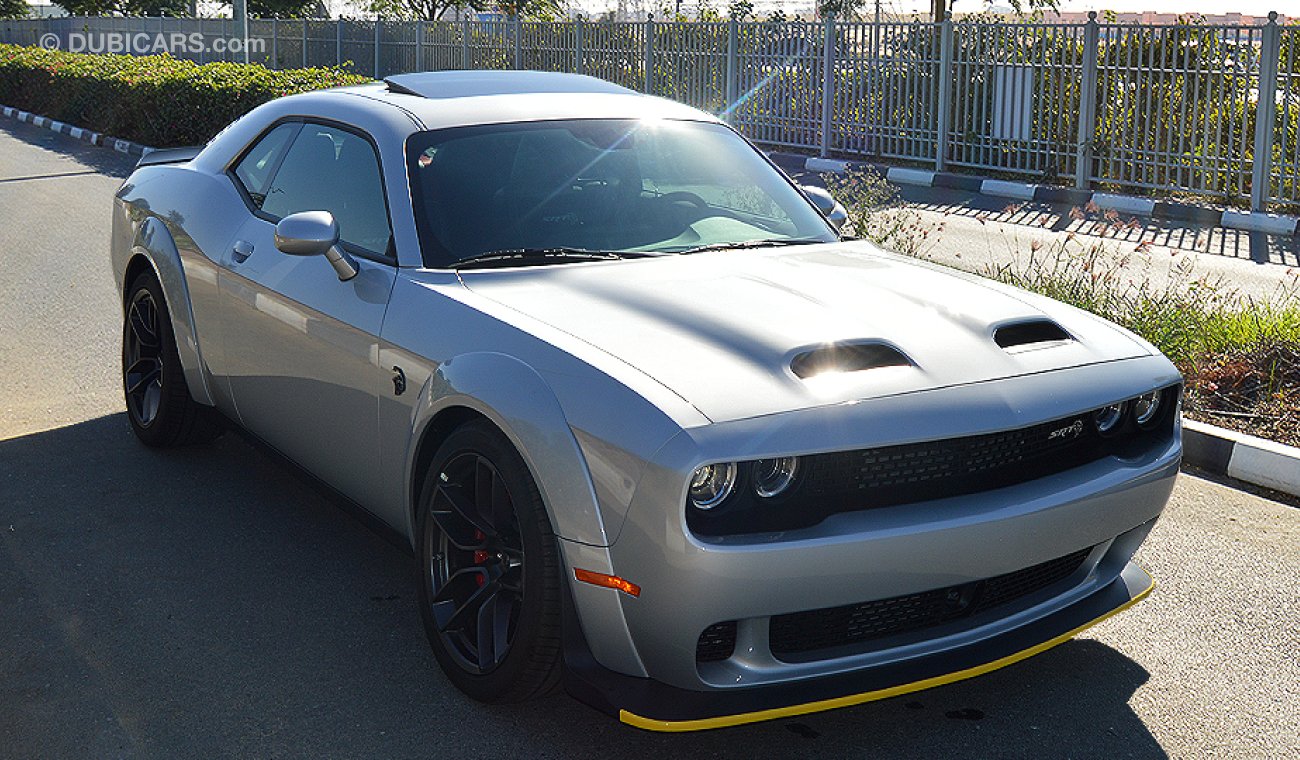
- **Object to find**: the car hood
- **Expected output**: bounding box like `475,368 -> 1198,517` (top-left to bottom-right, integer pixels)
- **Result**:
458,242 -> 1151,423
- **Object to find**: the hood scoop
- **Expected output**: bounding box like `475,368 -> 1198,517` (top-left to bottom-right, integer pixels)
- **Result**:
791,342 -> 912,379
995,320 -> 1073,352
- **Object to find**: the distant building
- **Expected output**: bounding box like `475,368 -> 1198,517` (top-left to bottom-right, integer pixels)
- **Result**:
25,2 -> 67,17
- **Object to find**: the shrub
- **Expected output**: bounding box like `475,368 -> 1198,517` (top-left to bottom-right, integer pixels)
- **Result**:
0,43 -> 370,147
822,167 -> 944,258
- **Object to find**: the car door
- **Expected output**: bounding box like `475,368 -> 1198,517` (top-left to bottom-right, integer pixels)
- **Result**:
219,120 -> 397,509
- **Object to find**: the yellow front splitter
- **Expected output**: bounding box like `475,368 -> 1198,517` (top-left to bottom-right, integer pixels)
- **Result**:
620,577 -> 1154,732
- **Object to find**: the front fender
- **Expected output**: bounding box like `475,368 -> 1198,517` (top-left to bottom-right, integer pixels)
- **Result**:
392,350 -> 650,677
408,351 -> 610,547
122,214 -> 215,407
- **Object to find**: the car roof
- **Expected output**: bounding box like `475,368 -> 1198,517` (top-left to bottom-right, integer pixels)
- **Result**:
322,71 -> 723,132
383,70 -> 636,99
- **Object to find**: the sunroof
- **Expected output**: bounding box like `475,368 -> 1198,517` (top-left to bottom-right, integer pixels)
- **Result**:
383,71 -> 635,100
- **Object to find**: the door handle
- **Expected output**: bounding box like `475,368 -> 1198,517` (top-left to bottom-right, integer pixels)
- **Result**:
231,240 -> 254,264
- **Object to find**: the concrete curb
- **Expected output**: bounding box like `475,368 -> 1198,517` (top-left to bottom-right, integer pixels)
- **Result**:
771,152 -> 1300,238
1181,420 -> 1300,499
2,104 -> 155,158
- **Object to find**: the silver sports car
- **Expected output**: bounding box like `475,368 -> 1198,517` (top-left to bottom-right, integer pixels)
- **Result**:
111,71 -> 1181,731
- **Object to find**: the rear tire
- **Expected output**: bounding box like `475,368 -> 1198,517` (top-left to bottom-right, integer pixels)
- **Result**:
121,271 -> 222,447
416,419 -> 563,703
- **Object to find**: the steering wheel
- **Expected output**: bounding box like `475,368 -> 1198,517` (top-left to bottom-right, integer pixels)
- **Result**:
655,191 -> 711,209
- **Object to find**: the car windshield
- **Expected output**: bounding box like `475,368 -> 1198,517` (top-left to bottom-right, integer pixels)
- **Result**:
405,119 -> 837,268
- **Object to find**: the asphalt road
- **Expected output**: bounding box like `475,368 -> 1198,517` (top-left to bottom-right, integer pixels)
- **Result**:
1,118 -> 1298,759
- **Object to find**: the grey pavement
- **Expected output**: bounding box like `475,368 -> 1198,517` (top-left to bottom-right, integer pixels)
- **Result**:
1,118 -> 1297,758
788,168 -> 1300,305
904,185 -> 1300,305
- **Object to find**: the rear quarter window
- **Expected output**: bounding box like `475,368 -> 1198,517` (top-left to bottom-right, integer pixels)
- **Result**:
232,122 -> 299,207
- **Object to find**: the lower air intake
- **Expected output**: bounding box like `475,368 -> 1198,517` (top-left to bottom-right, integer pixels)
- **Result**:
696,621 -> 738,663
769,548 -> 1092,661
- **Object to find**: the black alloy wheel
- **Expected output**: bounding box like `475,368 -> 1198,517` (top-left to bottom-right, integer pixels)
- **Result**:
427,451 -> 526,674
417,420 -> 562,703
121,272 -> 221,447
124,286 -> 164,428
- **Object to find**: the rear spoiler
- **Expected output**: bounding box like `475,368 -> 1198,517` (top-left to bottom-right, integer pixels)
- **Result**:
136,145 -> 202,167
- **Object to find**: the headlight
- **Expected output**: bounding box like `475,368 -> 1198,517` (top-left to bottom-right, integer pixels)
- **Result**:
1094,402 -> 1125,434
689,462 -> 737,510
754,457 -> 799,498
1133,390 -> 1162,427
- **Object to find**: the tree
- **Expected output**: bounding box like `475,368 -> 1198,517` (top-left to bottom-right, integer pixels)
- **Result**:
1,0 -> 27,19
727,0 -> 753,21
369,0 -> 566,21
367,0 -> 480,21
239,0 -> 323,18
51,0 -> 190,15
930,0 -> 1060,22
495,0 -> 564,20
818,0 -> 865,19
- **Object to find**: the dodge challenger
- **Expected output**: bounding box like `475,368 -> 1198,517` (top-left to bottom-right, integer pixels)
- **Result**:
111,70 -> 1181,731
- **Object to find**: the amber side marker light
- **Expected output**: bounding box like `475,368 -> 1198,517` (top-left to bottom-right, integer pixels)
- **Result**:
574,568 -> 641,597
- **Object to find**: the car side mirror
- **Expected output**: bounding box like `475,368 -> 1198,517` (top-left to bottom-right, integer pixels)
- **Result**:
274,210 -> 359,281
801,184 -> 848,233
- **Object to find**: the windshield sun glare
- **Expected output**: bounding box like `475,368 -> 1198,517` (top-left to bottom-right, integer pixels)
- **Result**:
406,119 -> 837,268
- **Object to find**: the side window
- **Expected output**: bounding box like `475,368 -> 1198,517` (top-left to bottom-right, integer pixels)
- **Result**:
232,122 -> 298,207
260,124 -> 393,256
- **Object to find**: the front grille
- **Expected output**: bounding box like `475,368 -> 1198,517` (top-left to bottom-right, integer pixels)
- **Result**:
768,548 -> 1092,660
799,414 -> 1104,509
696,621 -> 738,663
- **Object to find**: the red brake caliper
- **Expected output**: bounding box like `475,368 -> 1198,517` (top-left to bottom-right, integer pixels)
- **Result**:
472,530 -> 487,587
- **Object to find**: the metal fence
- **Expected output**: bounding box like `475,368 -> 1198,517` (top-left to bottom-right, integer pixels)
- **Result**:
3,12 -> 1297,211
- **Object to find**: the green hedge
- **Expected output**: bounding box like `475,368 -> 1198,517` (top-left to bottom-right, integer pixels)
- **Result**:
0,44 -> 370,147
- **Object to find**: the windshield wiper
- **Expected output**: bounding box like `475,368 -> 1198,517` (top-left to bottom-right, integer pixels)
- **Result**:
452,247 -> 656,270
672,238 -> 827,255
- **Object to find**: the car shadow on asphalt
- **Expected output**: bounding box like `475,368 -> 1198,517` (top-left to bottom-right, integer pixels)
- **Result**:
0,118 -> 138,180
0,414 -> 1168,758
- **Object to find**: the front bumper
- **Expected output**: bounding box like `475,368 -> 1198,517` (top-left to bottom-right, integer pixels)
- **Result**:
564,560 -> 1154,731
601,434 -> 1177,692
557,358 -> 1181,728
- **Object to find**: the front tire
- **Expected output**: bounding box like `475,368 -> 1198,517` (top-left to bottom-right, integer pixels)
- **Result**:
121,271 -> 221,447
416,420 -> 563,703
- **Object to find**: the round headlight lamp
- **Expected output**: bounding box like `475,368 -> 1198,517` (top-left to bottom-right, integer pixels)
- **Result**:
689,462 -> 737,510
1094,402 -> 1125,434
1133,390 -> 1162,427
754,457 -> 800,498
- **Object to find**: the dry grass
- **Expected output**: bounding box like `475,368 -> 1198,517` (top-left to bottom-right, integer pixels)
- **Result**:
822,168 -> 945,258
981,241 -> 1300,446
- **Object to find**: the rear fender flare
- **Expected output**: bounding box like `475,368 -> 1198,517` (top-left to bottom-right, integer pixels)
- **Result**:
126,216 -> 214,406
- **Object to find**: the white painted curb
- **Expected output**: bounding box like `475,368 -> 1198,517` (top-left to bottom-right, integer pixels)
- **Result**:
1091,193 -> 1157,216
806,157 -> 850,173
887,167 -> 935,187
1225,434 -> 1300,498
980,179 -> 1036,200
1220,209 -> 1300,236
